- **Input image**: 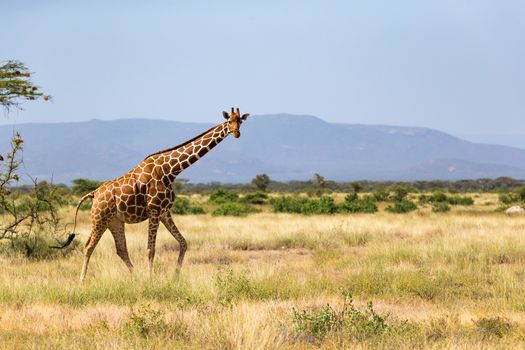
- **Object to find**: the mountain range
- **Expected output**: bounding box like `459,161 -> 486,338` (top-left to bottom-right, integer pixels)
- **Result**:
1,114 -> 524,184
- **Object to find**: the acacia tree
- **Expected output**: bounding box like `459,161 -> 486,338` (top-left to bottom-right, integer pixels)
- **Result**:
314,173 -> 326,189
252,173 -> 270,192
0,60 -> 68,258
0,60 -> 50,112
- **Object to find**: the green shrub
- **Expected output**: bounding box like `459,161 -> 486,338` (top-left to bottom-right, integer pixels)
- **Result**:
346,300 -> 392,341
188,206 -> 206,214
300,196 -> 338,215
372,188 -> 389,202
431,192 -> 448,202
208,189 -> 238,204
212,202 -> 258,217
124,304 -> 166,338
385,200 -> 417,213
291,291 -> 393,343
419,192 -> 447,204
418,194 -> 430,204
171,197 -> 205,215
447,195 -> 474,205
518,186 -> 525,201
241,192 -> 268,204
15,196 -> 55,213
71,178 -> 103,195
419,192 -> 474,206
432,202 -> 450,213
499,193 -> 517,204
345,192 -> 358,202
270,196 -> 339,215
339,194 -> 378,214
389,185 -> 410,202
291,304 -> 343,342
215,267 -> 254,305
0,234 -> 79,260
270,196 -> 308,213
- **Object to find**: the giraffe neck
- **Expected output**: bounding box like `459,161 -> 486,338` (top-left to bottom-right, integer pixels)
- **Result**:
152,122 -> 229,178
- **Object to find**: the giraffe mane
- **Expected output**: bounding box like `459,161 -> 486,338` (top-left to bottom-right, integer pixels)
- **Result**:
144,123 -> 222,159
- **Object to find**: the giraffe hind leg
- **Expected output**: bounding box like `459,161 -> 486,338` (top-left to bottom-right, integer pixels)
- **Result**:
108,219 -> 134,274
80,222 -> 107,283
147,216 -> 160,277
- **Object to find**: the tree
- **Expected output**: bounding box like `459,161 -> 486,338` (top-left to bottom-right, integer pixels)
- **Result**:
0,60 -> 50,111
0,60 -> 70,258
314,173 -> 326,189
350,182 -> 362,193
252,173 -> 270,192
71,178 -> 103,195
390,185 -> 409,202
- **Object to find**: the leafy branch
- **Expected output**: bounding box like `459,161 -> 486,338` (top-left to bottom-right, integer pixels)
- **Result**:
0,60 -> 51,112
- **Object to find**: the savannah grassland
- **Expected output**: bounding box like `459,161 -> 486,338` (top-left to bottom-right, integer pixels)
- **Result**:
1,193 -> 525,349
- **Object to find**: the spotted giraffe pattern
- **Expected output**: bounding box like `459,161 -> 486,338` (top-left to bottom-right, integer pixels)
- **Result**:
79,108 -> 250,282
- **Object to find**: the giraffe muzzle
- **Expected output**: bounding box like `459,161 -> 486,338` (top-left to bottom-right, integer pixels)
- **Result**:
232,131 -> 241,138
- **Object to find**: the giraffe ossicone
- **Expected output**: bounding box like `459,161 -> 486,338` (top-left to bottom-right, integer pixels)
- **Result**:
69,108 -> 250,283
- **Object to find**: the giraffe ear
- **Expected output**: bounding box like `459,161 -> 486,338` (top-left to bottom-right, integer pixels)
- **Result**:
241,113 -> 250,120
222,111 -> 229,119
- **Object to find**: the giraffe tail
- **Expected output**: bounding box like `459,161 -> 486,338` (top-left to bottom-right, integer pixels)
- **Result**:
50,191 -> 95,249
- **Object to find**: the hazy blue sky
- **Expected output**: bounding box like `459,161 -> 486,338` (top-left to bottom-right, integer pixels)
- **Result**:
2,1 -> 524,139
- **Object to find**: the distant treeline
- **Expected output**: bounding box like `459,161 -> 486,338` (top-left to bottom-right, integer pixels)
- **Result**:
9,176 -> 525,195
177,176 -> 525,194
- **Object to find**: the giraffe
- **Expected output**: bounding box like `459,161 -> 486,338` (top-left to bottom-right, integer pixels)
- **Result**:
67,108 -> 249,283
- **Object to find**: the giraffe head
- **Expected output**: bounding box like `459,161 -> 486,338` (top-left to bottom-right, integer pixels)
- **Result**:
222,107 -> 250,138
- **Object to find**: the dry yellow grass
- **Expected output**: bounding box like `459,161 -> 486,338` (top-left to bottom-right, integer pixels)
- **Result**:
1,194 -> 524,349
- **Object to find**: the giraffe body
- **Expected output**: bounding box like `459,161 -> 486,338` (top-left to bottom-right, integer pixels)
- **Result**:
79,108 -> 249,282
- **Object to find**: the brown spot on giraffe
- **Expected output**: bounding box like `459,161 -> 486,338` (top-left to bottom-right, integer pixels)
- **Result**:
76,108 -> 250,283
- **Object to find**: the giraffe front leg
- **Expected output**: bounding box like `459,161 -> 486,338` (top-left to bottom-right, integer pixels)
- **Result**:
160,212 -> 187,277
147,215 -> 160,277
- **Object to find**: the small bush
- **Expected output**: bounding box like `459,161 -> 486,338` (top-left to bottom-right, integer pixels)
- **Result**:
385,200 -> 417,213
345,192 -> 358,202
432,192 -> 448,202
15,196 -> 55,213
340,194 -> 378,214
291,291 -> 393,343
241,192 -> 268,204
420,193 -> 474,206
208,189 -> 238,204
447,195 -> 474,205
291,304 -> 343,342
432,202 -> 450,213
0,234 -> 79,260
518,186 -> 525,201
475,317 -> 513,339
124,304 -> 166,338
499,193 -> 517,205
270,196 -> 308,213
372,188 -> 389,202
389,185 -> 410,202
71,178 -> 103,195
171,197 -> 205,215
346,300 -> 392,341
300,196 -> 338,215
419,192 -> 446,204
215,267 -> 253,305
212,202 -> 258,217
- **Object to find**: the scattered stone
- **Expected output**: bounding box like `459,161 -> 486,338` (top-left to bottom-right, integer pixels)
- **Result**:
505,206 -> 525,214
